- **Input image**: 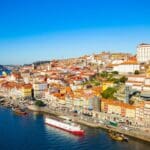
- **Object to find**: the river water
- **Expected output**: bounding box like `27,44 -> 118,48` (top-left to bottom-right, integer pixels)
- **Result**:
0,107 -> 149,150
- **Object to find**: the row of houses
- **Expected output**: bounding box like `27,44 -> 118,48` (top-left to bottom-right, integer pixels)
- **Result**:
0,81 -> 32,99
0,48 -> 149,127
101,99 -> 150,127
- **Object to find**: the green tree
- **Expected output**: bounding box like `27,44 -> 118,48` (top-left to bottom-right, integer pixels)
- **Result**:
119,76 -> 128,83
129,100 -> 134,105
94,82 -> 100,86
134,70 -> 140,74
113,78 -> 120,84
101,87 -> 117,99
111,71 -> 119,75
35,100 -> 45,107
100,71 -> 108,78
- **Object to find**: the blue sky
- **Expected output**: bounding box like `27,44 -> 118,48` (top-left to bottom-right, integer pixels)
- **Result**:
0,0 -> 150,65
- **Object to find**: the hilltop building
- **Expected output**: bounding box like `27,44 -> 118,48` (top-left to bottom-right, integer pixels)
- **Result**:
137,43 -> 150,63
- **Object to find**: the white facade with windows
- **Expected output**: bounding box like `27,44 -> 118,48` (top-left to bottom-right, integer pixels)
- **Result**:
113,63 -> 140,73
137,43 -> 150,63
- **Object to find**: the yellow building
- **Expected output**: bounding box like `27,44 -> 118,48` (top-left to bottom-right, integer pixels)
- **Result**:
21,84 -> 32,97
146,66 -> 150,77
60,88 -> 66,94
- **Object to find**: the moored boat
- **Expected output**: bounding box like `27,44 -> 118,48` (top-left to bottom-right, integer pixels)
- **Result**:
109,133 -> 123,141
109,131 -> 128,142
45,116 -> 84,136
12,107 -> 27,115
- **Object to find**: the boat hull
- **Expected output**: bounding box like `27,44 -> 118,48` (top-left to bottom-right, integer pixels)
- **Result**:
45,118 -> 84,136
109,131 -> 128,142
12,108 -> 27,115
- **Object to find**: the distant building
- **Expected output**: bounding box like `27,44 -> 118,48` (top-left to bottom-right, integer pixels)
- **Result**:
137,43 -> 150,63
113,62 -> 140,74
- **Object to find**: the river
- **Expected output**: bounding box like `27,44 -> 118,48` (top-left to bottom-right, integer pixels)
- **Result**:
0,107 -> 149,150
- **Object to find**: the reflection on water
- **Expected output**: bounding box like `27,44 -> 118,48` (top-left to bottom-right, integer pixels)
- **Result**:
45,124 -> 82,141
0,107 -> 150,150
32,112 -> 43,120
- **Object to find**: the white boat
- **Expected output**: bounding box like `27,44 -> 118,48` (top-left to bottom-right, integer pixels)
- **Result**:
45,116 -> 84,136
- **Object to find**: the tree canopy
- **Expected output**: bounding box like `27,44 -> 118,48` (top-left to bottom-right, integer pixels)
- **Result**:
100,71 -> 108,78
101,87 -> 117,99
35,100 -> 45,107
134,70 -> 140,74
119,76 -> 128,83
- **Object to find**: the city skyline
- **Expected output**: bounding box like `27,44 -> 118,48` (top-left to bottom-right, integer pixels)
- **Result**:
0,0 -> 150,65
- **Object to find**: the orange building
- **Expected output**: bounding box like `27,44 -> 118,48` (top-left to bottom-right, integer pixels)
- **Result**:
101,99 -> 136,118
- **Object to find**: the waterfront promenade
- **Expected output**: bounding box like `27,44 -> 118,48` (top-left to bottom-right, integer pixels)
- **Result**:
0,97 -> 150,143
27,105 -> 150,143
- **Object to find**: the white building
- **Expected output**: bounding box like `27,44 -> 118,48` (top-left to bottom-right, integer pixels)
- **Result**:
113,62 -> 140,74
145,77 -> 150,85
33,82 -> 47,91
137,43 -> 150,63
126,75 -> 150,92
127,75 -> 145,83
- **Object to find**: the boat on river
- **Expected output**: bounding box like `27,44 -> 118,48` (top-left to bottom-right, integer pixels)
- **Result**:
109,130 -> 128,142
12,107 -> 27,115
45,116 -> 84,136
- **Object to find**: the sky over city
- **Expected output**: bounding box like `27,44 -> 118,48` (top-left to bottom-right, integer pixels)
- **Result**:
0,0 -> 150,65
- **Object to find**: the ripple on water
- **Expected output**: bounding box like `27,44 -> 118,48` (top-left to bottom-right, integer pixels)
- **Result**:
0,107 -> 150,150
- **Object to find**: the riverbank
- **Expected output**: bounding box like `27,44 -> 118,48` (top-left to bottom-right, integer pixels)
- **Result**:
1,99 -> 150,143
27,105 -> 150,143
1,107 -> 149,150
